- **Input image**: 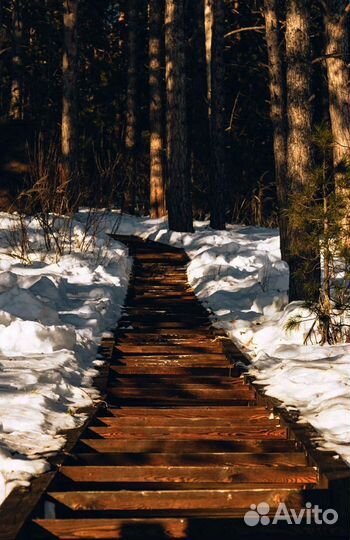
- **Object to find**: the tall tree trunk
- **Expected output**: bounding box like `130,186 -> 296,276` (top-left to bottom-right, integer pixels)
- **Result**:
165,0 -> 193,232
324,1 -> 350,233
209,0 -> 226,230
149,0 -> 166,218
124,0 -> 138,214
188,0 -> 210,206
286,0 -> 320,300
61,0 -> 78,211
9,0 -> 24,120
264,0 -> 288,261
204,0 -> 213,109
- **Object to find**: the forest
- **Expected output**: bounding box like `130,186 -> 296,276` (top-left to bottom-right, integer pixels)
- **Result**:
0,1 -> 348,533
0,0 -> 349,311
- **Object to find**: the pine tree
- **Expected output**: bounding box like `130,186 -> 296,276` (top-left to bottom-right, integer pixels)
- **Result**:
187,0 -> 210,200
124,0 -> 138,214
323,0 -> 350,235
209,0 -> 226,230
286,0 -> 320,301
149,0 -> 166,218
264,0 -> 288,260
165,0 -> 193,232
60,0 -> 78,211
287,124 -> 350,344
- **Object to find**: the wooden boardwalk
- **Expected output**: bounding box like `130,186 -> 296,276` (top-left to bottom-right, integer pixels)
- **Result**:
12,236 -> 349,539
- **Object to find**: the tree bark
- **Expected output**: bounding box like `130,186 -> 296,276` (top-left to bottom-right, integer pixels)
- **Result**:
204,0 -> 213,110
286,0 -> 320,300
165,0 -> 193,232
323,1 -> 350,233
209,0 -> 226,230
264,0 -> 289,261
61,0 -> 78,211
187,0 -> 210,206
9,0 -> 24,120
149,0 -> 166,218
124,0 -> 138,214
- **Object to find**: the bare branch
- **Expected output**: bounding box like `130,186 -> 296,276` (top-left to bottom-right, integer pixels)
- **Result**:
225,26 -> 265,38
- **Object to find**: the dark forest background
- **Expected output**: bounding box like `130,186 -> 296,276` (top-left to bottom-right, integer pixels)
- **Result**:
0,1 -> 302,222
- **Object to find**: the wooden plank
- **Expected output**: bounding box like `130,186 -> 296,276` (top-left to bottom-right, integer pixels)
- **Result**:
68,451 -> 308,467
0,473 -> 55,540
30,517 -> 347,540
86,426 -> 287,441
31,518 -> 189,539
109,365 -> 235,376
132,292 -> 195,299
106,406 -> 270,418
105,388 -> 256,401
106,384 -> 249,394
112,353 -> 230,362
117,330 -> 212,338
77,439 -> 299,453
58,465 -> 317,485
96,415 -> 279,428
110,358 -> 231,367
118,321 -> 211,329
107,376 -> 246,387
47,488 -> 305,514
115,344 -> 223,354
122,310 -> 209,319
133,253 -> 188,262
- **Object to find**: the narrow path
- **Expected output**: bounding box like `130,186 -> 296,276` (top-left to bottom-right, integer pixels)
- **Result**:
19,237 -> 346,539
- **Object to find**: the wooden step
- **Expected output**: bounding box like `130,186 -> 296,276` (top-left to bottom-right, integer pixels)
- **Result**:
57,465 -> 317,485
133,253 -> 188,262
107,375 -> 244,385
106,406 -> 270,418
106,378 -> 249,391
123,308 -> 209,317
106,384 -> 254,396
47,488 -> 306,515
111,357 -> 231,367
31,516 -> 339,540
95,415 -> 279,428
115,337 -> 217,346
132,285 -> 192,291
117,330 -> 212,338
107,377 -> 245,387
115,344 -> 223,355
68,451 -> 308,467
105,389 -> 256,405
31,517 -> 189,539
119,321 -> 211,329
109,365 -> 236,376
86,425 -> 286,441
77,439 -> 300,454
132,292 -> 196,300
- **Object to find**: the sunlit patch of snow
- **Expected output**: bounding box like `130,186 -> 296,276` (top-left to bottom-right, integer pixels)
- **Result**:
0,211 -> 131,504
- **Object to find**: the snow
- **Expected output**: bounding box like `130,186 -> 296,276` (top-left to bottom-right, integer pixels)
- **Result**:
0,209 -> 347,506
115,215 -> 350,465
0,211 -> 131,504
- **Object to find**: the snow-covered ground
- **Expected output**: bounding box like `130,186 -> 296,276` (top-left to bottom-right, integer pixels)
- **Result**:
116,215 -> 350,466
0,210 -> 348,506
0,211 -> 131,504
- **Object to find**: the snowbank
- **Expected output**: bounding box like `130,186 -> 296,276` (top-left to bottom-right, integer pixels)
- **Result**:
0,211 -> 131,503
116,215 -> 350,465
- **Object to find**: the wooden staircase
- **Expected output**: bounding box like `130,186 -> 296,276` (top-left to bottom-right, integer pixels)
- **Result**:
17,236 -> 348,539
